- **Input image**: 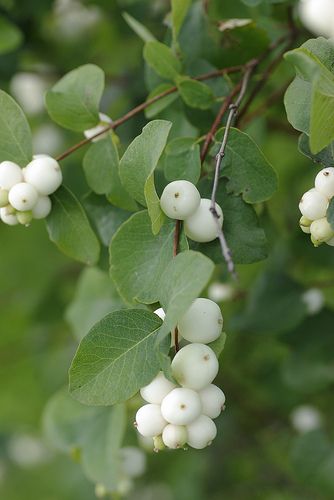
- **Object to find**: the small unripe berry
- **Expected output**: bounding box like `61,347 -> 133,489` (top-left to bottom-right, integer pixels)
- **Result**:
160,180 -> 201,220
8,182 -> 38,211
171,343 -> 219,390
16,211 -> 33,226
84,112 -> 112,142
299,215 -> 311,234
315,167 -> 334,199
0,207 -> 18,225
140,371 -> 177,404
0,189 -> 9,208
0,161 -> 23,190
135,404 -> 167,437
32,196 -> 52,219
24,156 -> 62,195
310,217 -> 334,244
186,415 -> 217,449
119,447 -> 146,478
161,388 -> 202,425
178,298 -> 223,344
184,198 -> 223,243
198,384 -> 226,419
162,424 -> 187,449
299,188 -> 328,221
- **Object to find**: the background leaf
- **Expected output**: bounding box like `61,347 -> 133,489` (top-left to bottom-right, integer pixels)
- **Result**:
0,15 -> 23,55
164,137 -> 201,184
177,77 -> 214,109
143,41 -> 182,80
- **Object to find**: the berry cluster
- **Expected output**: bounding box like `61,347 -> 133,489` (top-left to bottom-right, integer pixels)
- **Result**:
0,155 -> 62,226
160,180 -> 223,243
299,167 -> 334,247
135,298 -> 225,450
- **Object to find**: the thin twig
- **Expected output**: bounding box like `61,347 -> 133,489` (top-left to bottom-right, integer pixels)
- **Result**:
55,65 -> 243,162
173,219 -> 181,353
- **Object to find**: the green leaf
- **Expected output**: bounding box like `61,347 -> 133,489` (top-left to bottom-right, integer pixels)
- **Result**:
298,133 -> 334,168
145,84 -> 179,119
144,174 -> 165,235
164,137 -> 201,184
326,198 -> 334,231
310,71 -> 334,154
284,77 -> 311,134
0,89 -> 32,166
157,250 -> 214,342
66,267 -> 125,341
0,15 -> 23,55
216,128 -> 278,203
109,210 -> 187,304
119,120 -> 171,206
83,135 -> 137,211
69,309 -> 169,405
45,64 -> 104,132
171,0 -> 192,41
208,332 -> 227,359
122,12 -> 156,42
177,77 -> 214,109
143,41 -> 182,80
46,186 -> 100,265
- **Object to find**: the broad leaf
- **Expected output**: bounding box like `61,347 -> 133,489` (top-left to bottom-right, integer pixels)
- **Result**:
46,186 -> 100,265
143,41 -> 182,80
0,15 -> 22,55
66,267 -> 125,341
145,84 -> 179,119
0,90 -> 32,166
110,210 -> 187,304
284,77 -> 311,134
69,309 -> 169,405
216,128 -> 278,203
164,137 -> 201,184
311,71 -> 334,154
45,64 -> 104,131
298,133 -> 334,168
177,77 -> 214,109
119,120 -> 171,206
171,0 -> 192,41
209,332 -> 227,359
144,174 -> 165,235
122,12 -> 156,42
157,250 -> 214,342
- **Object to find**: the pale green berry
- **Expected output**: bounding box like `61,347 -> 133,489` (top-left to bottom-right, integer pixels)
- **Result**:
178,298 -> 223,344
0,207 -> 18,225
0,189 -> 9,208
184,198 -> 223,243
17,211 -> 33,226
299,215 -> 312,234
171,343 -> 219,390
162,424 -> 187,449
160,180 -> 201,220
310,217 -> 334,244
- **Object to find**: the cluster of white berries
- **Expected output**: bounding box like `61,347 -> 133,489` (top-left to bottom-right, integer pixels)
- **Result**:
0,155 -> 62,227
160,180 -> 223,243
299,168 -> 334,247
135,298 -> 225,450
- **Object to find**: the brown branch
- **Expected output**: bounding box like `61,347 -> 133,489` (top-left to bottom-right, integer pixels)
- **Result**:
55,65 -> 243,162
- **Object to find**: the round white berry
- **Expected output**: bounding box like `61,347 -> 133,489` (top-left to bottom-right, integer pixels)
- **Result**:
140,371 -> 177,404
184,198 -> 223,243
24,156 -> 62,195
301,288 -> 324,315
135,404 -> 167,437
8,183 -> 38,211
84,112 -> 112,142
0,207 -> 18,225
310,217 -> 334,244
160,180 -> 201,220
161,388 -> 202,425
162,424 -> 187,449
171,343 -> 219,390
32,196 -> 52,219
17,211 -> 33,226
290,404 -> 323,434
119,447 -> 146,478
208,282 -> 235,302
198,384 -> 226,419
298,0 -> 334,38
0,161 -> 23,190
315,167 -> 334,199
186,415 -> 217,449
298,188 -> 328,221
178,298 -> 223,344
153,307 -> 165,321
299,215 -> 312,234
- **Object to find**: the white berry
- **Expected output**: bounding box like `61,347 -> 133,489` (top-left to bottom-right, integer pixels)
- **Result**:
24,156 -> 62,195
0,161 -> 23,189
178,298 -> 223,344
298,188 -> 328,221
299,0 -> 334,38
299,215 -> 311,234
184,198 -> 223,243
160,180 -> 201,220
162,424 -> 187,449
198,384 -> 226,419
161,388 -> 202,425
0,207 -> 18,225
186,415 -> 217,449
315,167 -> 334,199
32,196 -> 52,219
310,217 -> 334,244
153,307 -> 165,321
8,182 -> 38,211
119,447 -> 146,478
301,288 -> 324,315
135,404 -> 167,437
140,371 -> 176,404
84,112 -> 112,142
171,343 -> 219,390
